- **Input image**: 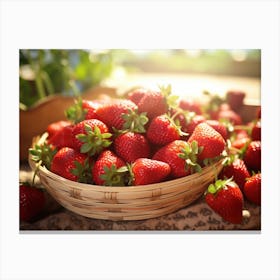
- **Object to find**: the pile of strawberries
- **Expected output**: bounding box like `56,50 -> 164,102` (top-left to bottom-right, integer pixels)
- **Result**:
24,85 -> 261,224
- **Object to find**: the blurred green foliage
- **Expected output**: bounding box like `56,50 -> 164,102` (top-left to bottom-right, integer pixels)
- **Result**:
20,49 -> 116,109
20,49 -> 260,109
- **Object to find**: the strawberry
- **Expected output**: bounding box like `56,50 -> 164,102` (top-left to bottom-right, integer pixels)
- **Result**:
216,109 -> 242,125
92,150 -> 127,186
95,99 -> 137,130
128,88 -> 148,105
82,100 -> 103,120
153,140 -> 201,178
226,90 -> 245,112
187,122 -> 226,162
251,120 -> 261,141
205,178 -> 244,224
129,158 -> 171,185
231,129 -> 250,150
48,124 -> 75,149
219,158 -> 250,191
184,114 -> 206,135
244,141 -> 261,172
146,114 -> 184,145
114,132 -> 150,163
205,119 -> 228,140
50,147 -> 92,182
72,119 -> 112,156
243,173 -> 261,205
47,120 -> 71,138
179,99 -> 202,115
137,86 -> 171,120
20,184 -> 45,222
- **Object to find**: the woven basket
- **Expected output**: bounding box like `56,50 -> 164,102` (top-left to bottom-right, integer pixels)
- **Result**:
29,135 -> 223,221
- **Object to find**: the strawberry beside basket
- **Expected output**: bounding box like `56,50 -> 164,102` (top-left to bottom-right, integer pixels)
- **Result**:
29,134 -> 223,221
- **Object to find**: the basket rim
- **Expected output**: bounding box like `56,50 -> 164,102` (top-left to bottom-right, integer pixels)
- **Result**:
29,152 -> 223,192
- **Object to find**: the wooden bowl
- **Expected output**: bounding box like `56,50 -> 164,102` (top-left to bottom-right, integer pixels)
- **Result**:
29,135 -> 223,221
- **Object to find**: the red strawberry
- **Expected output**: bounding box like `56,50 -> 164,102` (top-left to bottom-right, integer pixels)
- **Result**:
226,90 -> 245,112
251,120 -> 261,141
48,124 -> 75,149
137,90 -> 168,120
231,129 -> 250,150
219,158 -> 250,191
146,114 -> 183,145
92,150 -> 127,186
205,178 -> 244,224
216,109 -> 242,125
114,132 -> 150,163
128,88 -> 148,105
82,100 -> 102,120
50,147 -> 91,182
47,120 -> 71,138
244,141 -> 261,172
153,140 -> 201,178
184,115 -> 206,135
72,119 -> 112,156
243,173 -> 261,205
179,99 -> 202,115
95,99 -> 137,130
20,184 -> 45,222
205,120 -> 228,140
187,122 -> 226,162
130,158 -> 171,185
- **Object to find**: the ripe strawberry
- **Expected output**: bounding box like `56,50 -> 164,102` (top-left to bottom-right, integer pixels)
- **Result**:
187,122 -> 226,162
216,109 -> 242,125
82,100 -> 102,120
205,120 -> 228,140
244,141 -> 261,172
20,184 -> 45,222
205,178 -> 244,224
152,140 -> 201,178
219,158 -> 250,191
50,147 -> 91,182
146,114 -> 184,145
184,114 -> 206,135
95,99 -> 137,130
137,89 -> 168,120
231,129 -> 250,150
128,88 -> 148,105
47,120 -> 71,138
251,120 -> 261,141
179,99 -> 202,115
114,132 -> 150,163
226,90 -> 245,112
48,124 -> 75,149
92,150 -> 127,186
130,158 -> 171,185
65,98 -> 103,124
243,173 -> 261,205
72,119 -> 112,156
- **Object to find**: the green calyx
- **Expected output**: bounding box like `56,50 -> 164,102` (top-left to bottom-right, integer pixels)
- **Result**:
206,177 -> 237,195
158,84 -> 179,109
178,141 -> 203,173
122,109 -> 149,133
65,97 -> 87,124
76,124 -> 112,157
70,158 -> 93,184
100,164 -> 129,186
29,142 -> 57,170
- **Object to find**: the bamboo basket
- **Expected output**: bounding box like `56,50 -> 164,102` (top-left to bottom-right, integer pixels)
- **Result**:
29,135 -> 223,221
